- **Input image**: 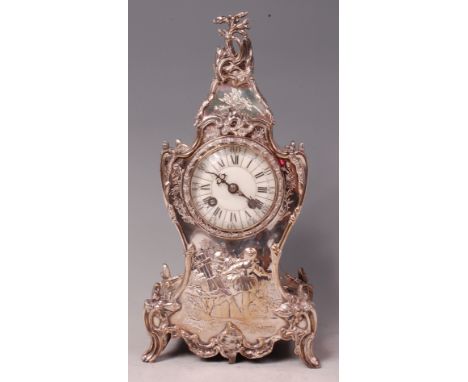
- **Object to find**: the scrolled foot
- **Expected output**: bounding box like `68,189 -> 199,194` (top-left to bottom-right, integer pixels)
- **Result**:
142,333 -> 170,363
227,354 -> 237,364
298,333 -> 320,368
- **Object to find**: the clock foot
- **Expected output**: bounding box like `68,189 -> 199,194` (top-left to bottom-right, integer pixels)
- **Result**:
297,333 -> 320,368
142,332 -> 170,363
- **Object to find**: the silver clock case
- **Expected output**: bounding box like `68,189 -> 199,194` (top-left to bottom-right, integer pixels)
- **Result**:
143,12 -> 319,368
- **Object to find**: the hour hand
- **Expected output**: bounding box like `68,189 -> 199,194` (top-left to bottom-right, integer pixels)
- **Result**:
205,171 -> 226,184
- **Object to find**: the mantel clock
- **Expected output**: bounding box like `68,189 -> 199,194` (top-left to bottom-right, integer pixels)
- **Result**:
142,12 -> 320,368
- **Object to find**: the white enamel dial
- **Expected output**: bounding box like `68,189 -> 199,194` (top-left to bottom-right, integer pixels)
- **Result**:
190,144 -> 278,232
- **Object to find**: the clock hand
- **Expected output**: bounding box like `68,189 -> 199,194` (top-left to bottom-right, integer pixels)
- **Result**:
205,171 -> 228,186
206,171 -> 263,209
205,171 -> 221,178
221,180 -> 263,209
205,171 -> 234,189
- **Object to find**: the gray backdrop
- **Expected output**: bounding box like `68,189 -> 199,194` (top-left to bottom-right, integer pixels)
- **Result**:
129,1 -> 338,380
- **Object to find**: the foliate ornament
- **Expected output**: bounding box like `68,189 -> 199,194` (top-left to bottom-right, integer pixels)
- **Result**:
220,110 -> 256,136
215,88 -> 263,115
213,12 -> 253,86
143,12 -> 320,368
168,159 -> 195,225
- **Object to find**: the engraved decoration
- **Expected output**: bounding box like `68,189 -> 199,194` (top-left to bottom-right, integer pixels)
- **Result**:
143,12 -> 319,368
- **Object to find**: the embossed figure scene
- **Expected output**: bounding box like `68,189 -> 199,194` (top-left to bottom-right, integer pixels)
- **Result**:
143,12 -> 320,368
170,241 -> 285,343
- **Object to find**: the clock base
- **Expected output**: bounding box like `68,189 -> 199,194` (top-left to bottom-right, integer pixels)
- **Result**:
142,328 -> 320,368
142,245 -> 320,368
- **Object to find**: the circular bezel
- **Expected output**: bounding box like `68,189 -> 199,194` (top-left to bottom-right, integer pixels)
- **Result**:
183,137 -> 284,239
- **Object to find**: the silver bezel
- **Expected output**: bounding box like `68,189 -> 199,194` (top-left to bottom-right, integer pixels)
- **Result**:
183,137 -> 284,239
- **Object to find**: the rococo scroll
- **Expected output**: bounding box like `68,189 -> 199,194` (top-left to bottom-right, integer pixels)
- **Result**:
143,12 -> 320,368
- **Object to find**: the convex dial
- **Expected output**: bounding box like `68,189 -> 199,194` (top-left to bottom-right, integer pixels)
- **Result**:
190,143 -> 278,232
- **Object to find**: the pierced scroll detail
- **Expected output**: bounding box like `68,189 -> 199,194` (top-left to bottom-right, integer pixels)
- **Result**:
169,159 -> 195,225
213,12 -> 253,86
144,11 -> 319,368
143,243 -> 319,367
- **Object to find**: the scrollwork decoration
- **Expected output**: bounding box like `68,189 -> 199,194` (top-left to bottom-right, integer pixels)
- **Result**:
144,12 -> 319,369
168,159 -> 195,225
143,243 -> 319,367
213,12 -> 253,86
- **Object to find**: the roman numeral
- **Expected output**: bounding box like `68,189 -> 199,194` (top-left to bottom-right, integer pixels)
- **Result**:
246,159 -> 253,168
245,210 -> 252,218
263,168 -> 272,176
255,171 -> 264,179
230,212 -> 237,222
230,146 -> 241,153
217,159 -> 225,168
200,184 -> 210,190
213,207 -> 222,218
230,154 -> 239,165
257,186 -> 267,193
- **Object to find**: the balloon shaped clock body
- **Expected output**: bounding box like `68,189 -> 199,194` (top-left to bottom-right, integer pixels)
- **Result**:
142,12 -> 320,368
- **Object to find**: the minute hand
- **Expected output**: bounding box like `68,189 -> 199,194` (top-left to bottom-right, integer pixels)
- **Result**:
206,171 -> 262,209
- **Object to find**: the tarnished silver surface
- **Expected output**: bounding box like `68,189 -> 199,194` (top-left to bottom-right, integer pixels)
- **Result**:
143,12 -> 319,368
